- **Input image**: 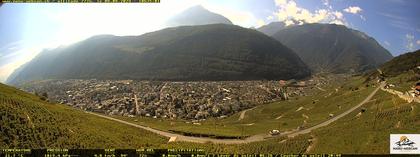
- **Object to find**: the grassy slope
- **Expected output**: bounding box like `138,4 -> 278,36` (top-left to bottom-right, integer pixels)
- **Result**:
310,72 -> 419,154
0,83 -> 168,148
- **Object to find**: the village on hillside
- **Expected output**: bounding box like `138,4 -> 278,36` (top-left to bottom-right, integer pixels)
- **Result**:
20,75 -> 345,121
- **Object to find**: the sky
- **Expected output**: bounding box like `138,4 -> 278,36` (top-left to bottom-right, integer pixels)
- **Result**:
0,0 -> 419,82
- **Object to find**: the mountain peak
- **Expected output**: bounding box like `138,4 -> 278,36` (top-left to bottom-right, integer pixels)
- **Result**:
257,21 -> 286,36
166,5 -> 232,27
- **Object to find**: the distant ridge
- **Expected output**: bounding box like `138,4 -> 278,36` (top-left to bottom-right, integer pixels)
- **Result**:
272,23 -> 393,73
257,21 -> 286,36
7,24 -> 310,84
166,5 -> 233,27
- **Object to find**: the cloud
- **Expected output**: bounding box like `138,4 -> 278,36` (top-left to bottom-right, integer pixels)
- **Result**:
207,5 -> 260,27
275,0 -> 287,5
417,40 -> 420,45
333,11 -> 343,19
322,0 -> 333,9
405,34 -> 415,51
272,0 -> 347,26
360,15 -> 366,21
256,19 -> 266,28
343,6 -> 362,14
0,40 -> 26,67
0,46 -> 42,83
378,12 -> 414,31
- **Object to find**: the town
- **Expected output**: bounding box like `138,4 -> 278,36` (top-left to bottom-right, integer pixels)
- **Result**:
20,76 -> 341,121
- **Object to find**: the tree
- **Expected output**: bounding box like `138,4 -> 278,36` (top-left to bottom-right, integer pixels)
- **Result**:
40,92 -> 48,101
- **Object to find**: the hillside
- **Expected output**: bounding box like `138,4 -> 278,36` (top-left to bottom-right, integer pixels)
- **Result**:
256,21 -> 286,36
7,24 -> 310,84
379,49 -> 419,77
166,5 -> 232,27
365,49 -> 419,82
311,58 -> 419,153
272,23 -> 393,73
0,83 -> 167,148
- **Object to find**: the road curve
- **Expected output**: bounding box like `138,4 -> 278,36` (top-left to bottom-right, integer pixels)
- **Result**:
286,81 -> 385,137
87,82 -> 385,144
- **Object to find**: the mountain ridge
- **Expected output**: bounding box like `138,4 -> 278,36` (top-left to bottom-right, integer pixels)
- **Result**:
272,23 -> 393,73
166,5 -> 233,27
7,24 -> 310,84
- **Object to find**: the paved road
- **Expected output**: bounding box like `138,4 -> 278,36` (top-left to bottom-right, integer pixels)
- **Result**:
87,82 -> 385,144
287,81 -> 385,137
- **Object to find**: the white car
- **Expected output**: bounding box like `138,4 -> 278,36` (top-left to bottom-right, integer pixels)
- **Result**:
269,130 -> 280,135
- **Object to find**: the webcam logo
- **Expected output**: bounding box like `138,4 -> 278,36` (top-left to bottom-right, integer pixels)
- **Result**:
395,136 -> 415,147
390,134 -> 420,154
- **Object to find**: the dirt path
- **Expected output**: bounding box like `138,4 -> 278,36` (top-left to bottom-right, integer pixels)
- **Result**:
238,106 -> 257,121
87,82 -> 385,144
316,87 -> 326,92
305,135 -> 317,153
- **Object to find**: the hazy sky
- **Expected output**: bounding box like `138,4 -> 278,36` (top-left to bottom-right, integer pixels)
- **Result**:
0,0 -> 419,82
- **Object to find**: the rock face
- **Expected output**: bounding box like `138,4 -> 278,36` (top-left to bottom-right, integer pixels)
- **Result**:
8,24 -> 311,84
272,23 -> 393,73
166,5 -> 233,27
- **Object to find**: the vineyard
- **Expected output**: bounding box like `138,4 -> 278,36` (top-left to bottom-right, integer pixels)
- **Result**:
0,83 -> 168,148
310,90 -> 419,154
376,104 -> 413,119
162,135 -> 311,154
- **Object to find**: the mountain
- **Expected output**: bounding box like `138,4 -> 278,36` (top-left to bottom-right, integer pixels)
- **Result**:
0,83 -> 167,148
166,5 -> 233,27
257,21 -> 286,36
7,24 -> 310,84
272,23 -> 393,73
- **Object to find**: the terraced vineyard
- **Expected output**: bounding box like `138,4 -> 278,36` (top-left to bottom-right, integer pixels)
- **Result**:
309,71 -> 420,154
0,83 -> 168,148
163,135 -> 311,154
